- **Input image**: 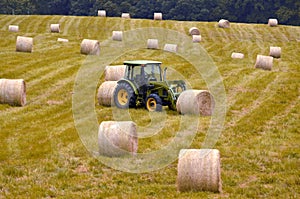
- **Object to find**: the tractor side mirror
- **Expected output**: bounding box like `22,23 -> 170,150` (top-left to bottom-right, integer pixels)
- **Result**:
163,67 -> 168,81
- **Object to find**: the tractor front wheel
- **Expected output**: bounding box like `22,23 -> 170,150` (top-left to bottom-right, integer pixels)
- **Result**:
114,82 -> 136,109
146,94 -> 162,112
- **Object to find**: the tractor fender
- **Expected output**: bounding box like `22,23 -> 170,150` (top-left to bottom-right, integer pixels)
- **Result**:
117,79 -> 139,95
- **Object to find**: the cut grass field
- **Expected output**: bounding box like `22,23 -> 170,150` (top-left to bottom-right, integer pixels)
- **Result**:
0,15 -> 299,198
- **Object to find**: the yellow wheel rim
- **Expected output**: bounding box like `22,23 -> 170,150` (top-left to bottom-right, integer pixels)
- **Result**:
117,89 -> 128,106
147,98 -> 156,111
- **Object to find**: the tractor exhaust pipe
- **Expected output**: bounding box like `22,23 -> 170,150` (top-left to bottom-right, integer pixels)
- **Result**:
163,67 -> 168,81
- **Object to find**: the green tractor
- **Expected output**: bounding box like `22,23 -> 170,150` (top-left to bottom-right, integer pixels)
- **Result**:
113,60 -> 186,111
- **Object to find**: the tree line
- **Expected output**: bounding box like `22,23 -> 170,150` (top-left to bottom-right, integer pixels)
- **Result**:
0,0 -> 299,26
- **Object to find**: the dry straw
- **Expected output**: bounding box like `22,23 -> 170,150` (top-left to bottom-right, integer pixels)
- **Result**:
189,27 -> 200,35
112,31 -> 123,41
147,39 -> 159,49
97,81 -> 118,106
269,46 -> 281,58
50,24 -> 60,33
218,19 -> 230,28
16,36 -> 33,53
0,79 -> 26,106
98,121 -> 138,157
9,25 -> 19,32
154,12 -> 163,20
57,38 -> 69,42
268,18 -> 278,27
98,10 -> 106,17
177,149 -> 222,193
121,13 -> 130,19
176,90 -> 215,116
164,44 -> 178,53
254,55 -> 273,71
192,35 -> 202,43
104,65 -> 126,81
231,52 -> 245,59
80,39 -> 100,55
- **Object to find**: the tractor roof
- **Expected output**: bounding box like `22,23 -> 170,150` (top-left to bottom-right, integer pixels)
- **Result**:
123,60 -> 162,65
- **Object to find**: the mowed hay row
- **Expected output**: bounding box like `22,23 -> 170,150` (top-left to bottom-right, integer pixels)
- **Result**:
16,36 -> 33,53
177,149 -> 222,193
231,52 -> 245,59
269,46 -> 281,58
154,12 -> 163,20
147,39 -> 159,49
192,35 -> 202,43
98,10 -> 106,17
189,27 -> 200,35
50,24 -> 60,33
218,19 -> 230,28
254,55 -> 273,71
0,79 -> 26,106
98,121 -> 138,157
268,18 -> 278,27
104,65 -> 126,81
176,90 -> 215,116
164,44 -> 178,53
80,39 -> 100,55
112,31 -> 123,41
9,25 -> 19,32
97,81 -> 118,106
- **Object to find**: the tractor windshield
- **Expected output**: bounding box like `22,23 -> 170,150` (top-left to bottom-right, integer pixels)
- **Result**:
144,64 -> 162,81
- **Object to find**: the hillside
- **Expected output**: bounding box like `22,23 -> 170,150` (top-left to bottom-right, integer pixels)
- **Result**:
0,15 -> 299,198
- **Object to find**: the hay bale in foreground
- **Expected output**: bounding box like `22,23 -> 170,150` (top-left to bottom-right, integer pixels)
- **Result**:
176,90 -> 215,116
189,27 -> 200,35
147,39 -> 159,49
9,25 -> 19,32
164,44 -> 178,53
112,31 -> 123,41
80,39 -> 100,55
121,13 -> 130,19
218,19 -> 230,28
97,81 -> 118,106
105,65 -> 126,81
98,121 -> 138,157
98,10 -> 106,17
0,79 -> 26,106
177,149 -> 222,193
57,38 -> 69,42
154,12 -> 163,20
268,19 -> 278,27
192,35 -> 202,43
50,24 -> 60,33
254,55 -> 273,71
231,52 -> 244,59
269,46 -> 281,58
16,36 -> 33,53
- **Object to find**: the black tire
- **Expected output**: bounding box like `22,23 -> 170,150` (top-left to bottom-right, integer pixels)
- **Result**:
113,82 -> 136,109
146,94 -> 162,112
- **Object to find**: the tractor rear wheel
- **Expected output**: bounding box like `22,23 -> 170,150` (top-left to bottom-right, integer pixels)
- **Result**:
114,82 -> 136,109
146,94 -> 162,112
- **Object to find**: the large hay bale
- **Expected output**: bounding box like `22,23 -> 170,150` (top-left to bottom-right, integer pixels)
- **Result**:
97,81 -> 118,106
105,65 -> 126,81
121,13 -> 130,19
177,149 -> 222,193
50,24 -> 60,33
112,31 -> 123,41
268,18 -> 278,27
16,36 -> 33,53
154,12 -> 163,20
9,25 -> 19,32
231,52 -> 244,59
0,79 -> 26,106
147,39 -> 159,49
254,55 -> 273,71
98,121 -> 138,157
189,27 -> 200,35
98,10 -> 106,17
80,39 -> 100,55
218,19 -> 230,28
176,90 -> 215,116
192,35 -> 202,43
164,44 -> 178,53
57,38 -> 69,42
269,46 -> 281,58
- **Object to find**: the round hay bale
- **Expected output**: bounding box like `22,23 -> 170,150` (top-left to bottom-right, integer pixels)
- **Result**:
218,19 -> 230,28
16,36 -> 33,53
147,39 -> 159,49
97,81 -> 118,106
80,39 -> 100,55
121,13 -> 130,19
9,25 -> 19,32
177,149 -> 222,193
254,55 -> 273,71
268,18 -> 278,27
192,35 -> 202,43
176,90 -> 215,116
164,44 -> 178,53
105,65 -> 126,81
98,10 -> 106,17
57,38 -> 69,42
98,121 -> 138,157
0,79 -> 26,106
231,52 -> 244,59
50,24 -> 60,33
112,31 -> 123,41
154,12 -> 163,20
269,46 -> 281,58
189,27 -> 200,35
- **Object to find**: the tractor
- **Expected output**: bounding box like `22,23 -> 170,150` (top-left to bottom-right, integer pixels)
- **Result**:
113,60 -> 186,111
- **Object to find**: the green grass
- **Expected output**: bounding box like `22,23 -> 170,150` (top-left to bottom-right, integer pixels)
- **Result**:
0,15 -> 299,198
